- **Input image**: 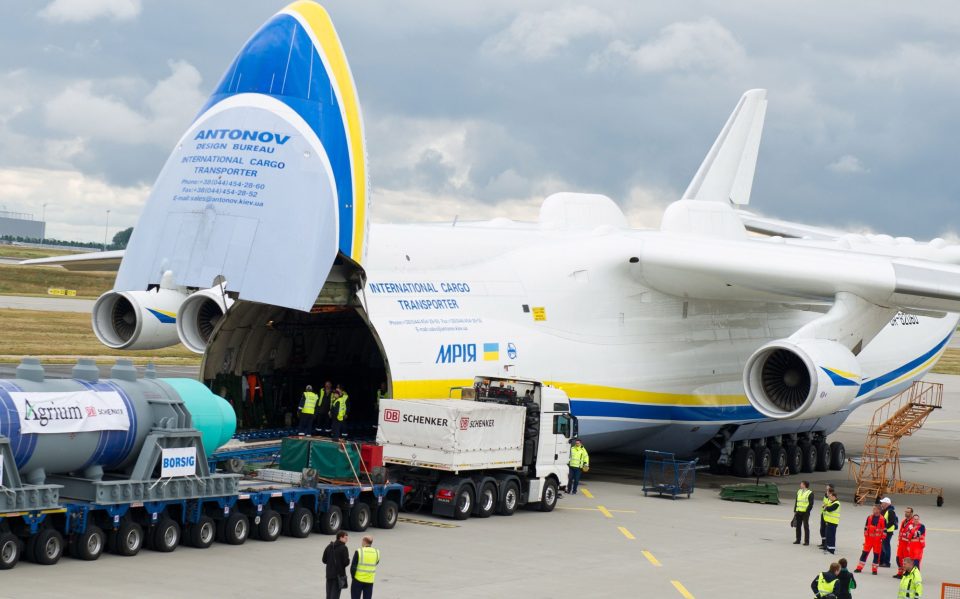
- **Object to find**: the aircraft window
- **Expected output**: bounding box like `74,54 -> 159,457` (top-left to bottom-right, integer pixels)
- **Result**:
553,414 -> 571,437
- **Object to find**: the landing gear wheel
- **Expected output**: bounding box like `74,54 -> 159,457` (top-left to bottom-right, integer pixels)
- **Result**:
731,446 -> 756,478
152,519 -> 180,553
539,479 -> 559,512
453,486 -> 474,521
32,529 -> 64,565
476,484 -> 497,518
814,442 -> 830,472
497,481 -> 520,516
828,442 -> 846,471
375,500 -> 399,529
784,444 -> 802,475
219,512 -> 249,545
769,444 -> 788,473
285,507 -> 313,539
0,532 -> 20,570
318,506 -> 343,535
258,510 -> 282,542
189,516 -> 216,549
799,442 -> 817,473
348,503 -> 371,532
71,525 -> 105,561
110,522 -> 143,557
756,446 -> 772,475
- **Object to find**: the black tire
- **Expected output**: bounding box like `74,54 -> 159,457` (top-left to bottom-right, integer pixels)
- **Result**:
731,446 -> 756,478
222,458 -> 245,474
476,484 -> 497,518
497,481 -> 520,516
0,532 -> 21,570
111,522 -> 144,557
814,442 -> 830,472
189,516 -> 216,549
828,442 -> 846,471
539,479 -> 559,512
32,529 -> 64,565
258,510 -> 282,542
784,444 -> 802,475
348,503 -> 371,532
152,519 -> 180,553
800,442 -> 817,473
219,512 -> 249,545
375,500 -> 399,529
318,505 -> 343,535
770,445 -> 788,473
286,506 -> 313,538
71,526 -> 105,561
452,485 -> 474,521
756,446 -> 772,475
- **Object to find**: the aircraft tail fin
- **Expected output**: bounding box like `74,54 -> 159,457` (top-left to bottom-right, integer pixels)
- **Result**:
681,89 -> 767,206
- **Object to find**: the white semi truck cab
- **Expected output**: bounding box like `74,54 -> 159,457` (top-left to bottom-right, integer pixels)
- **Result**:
377,377 -> 577,519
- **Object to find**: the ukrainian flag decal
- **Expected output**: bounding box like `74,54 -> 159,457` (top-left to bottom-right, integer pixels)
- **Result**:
147,308 -> 177,324
483,343 -> 499,361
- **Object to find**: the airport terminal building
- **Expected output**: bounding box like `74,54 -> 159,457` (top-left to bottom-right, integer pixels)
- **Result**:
0,210 -> 44,239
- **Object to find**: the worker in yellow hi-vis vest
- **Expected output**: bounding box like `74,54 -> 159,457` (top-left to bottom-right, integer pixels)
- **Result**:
297,385 -> 319,436
330,384 -> 349,439
350,535 -> 380,599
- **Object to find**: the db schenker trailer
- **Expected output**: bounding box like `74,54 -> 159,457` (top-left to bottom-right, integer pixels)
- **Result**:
378,376 -> 577,519
0,358 -> 403,569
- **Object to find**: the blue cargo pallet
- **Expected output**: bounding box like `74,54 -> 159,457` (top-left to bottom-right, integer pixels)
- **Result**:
642,450 -> 698,499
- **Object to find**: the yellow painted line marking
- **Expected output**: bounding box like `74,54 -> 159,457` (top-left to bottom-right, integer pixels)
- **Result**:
642,550 -> 661,567
557,507 -> 636,513
671,580 -> 695,599
597,505 -> 613,518
618,526 -> 635,540
581,488 -> 594,498
722,516 -> 786,522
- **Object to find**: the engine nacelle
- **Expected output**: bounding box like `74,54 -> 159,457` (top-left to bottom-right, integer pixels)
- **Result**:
176,284 -> 233,354
743,338 -> 861,420
92,287 -> 187,350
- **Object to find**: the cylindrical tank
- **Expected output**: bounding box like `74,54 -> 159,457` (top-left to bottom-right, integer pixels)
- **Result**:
0,358 -> 235,485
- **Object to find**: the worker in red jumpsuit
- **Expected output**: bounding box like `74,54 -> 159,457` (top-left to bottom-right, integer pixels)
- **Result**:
907,513 -> 926,570
894,506 -> 916,578
854,505 -> 886,575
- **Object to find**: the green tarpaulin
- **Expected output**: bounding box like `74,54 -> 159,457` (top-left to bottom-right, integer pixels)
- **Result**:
279,437 -> 364,480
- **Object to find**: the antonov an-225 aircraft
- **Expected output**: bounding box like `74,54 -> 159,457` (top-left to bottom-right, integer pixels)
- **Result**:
28,1 -> 960,478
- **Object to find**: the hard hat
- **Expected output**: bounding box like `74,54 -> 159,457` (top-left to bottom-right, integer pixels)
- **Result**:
880,497 -> 891,504
305,385 -> 313,391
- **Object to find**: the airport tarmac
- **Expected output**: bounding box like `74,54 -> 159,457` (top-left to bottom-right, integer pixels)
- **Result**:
0,295 -> 94,312
1,375 -> 958,598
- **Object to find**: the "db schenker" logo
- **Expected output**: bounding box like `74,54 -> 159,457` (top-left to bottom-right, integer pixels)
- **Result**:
383,408 -> 400,423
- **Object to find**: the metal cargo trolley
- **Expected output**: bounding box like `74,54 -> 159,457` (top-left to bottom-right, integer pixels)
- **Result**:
642,451 -> 698,499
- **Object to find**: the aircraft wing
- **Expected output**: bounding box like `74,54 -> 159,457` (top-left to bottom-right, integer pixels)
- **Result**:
20,250 -> 125,272
736,210 -> 846,240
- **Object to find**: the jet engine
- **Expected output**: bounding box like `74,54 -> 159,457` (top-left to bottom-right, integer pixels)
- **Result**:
92,286 -> 187,350
742,338 -> 861,420
176,283 -> 233,354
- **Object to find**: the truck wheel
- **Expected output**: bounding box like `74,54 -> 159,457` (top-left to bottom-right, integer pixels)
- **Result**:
0,532 -> 21,570
318,506 -> 343,535
110,522 -> 143,557
375,500 -> 399,529
799,442 -> 817,473
72,525 -> 105,561
785,445 -> 802,475
189,516 -> 216,549
476,484 -> 497,518
349,503 -> 372,532
152,519 -> 180,553
814,442 -> 829,472
497,481 -> 520,516
258,510 -> 282,542
539,479 -> 559,512
219,512 -> 249,545
731,446 -> 755,478
453,486 -> 474,520
286,506 -> 314,538
32,529 -> 64,565
828,442 -> 846,471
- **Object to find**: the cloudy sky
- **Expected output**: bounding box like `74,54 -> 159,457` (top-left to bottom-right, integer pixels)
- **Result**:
1,0 -> 958,243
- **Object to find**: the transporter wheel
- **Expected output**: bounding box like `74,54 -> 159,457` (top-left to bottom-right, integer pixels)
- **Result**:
453,486 -> 474,521
0,532 -> 21,570
32,529 -> 64,565
814,442 -> 829,472
539,479 -> 559,513
72,525 -> 105,561
476,484 -> 497,518
111,522 -> 144,557
799,442 -> 817,473
375,500 -> 399,530
731,446 -> 756,478
258,510 -> 282,542
318,506 -> 343,535
348,503 -> 372,532
152,519 -> 180,553
828,442 -> 846,471
756,446 -> 772,475
497,481 -> 520,516
189,516 -> 216,549
219,512 -> 249,545
287,506 -> 314,538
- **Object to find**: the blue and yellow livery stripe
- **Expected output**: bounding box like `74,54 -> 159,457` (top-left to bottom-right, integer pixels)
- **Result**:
200,0 -> 367,263
820,367 -> 860,387
857,332 -> 951,397
146,308 -> 176,324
